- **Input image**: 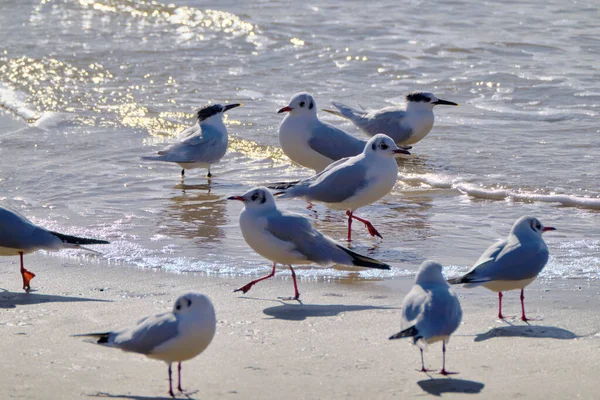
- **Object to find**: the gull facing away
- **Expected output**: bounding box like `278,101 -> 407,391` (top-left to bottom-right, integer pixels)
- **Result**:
141,103 -> 241,178
227,187 -> 390,300
323,92 -> 458,146
0,206 -> 109,291
448,216 -> 556,321
278,92 -> 411,172
389,261 -> 462,375
270,134 -> 407,242
74,292 -> 216,398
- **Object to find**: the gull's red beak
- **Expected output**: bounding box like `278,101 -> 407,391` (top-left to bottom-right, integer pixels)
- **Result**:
542,226 -> 556,232
277,106 -> 293,114
227,196 -> 245,202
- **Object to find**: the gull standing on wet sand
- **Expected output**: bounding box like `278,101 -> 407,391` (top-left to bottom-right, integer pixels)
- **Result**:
74,292 -> 216,398
270,134 -> 408,241
389,261 -> 462,375
142,103 -> 241,179
323,92 -> 458,146
278,92 -> 410,172
0,206 -> 109,291
227,187 -> 390,300
447,216 -> 556,321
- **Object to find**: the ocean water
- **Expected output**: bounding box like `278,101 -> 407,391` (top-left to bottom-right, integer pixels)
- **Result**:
0,0 -> 599,283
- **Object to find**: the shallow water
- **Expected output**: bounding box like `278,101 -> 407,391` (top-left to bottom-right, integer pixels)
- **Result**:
1,0 -> 599,282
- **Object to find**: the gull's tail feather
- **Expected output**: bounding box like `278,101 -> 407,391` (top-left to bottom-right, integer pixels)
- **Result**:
447,276 -> 467,285
389,325 -> 420,342
337,246 -> 390,270
141,155 -> 165,161
72,332 -> 114,345
51,231 -> 109,247
266,180 -> 300,190
321,108 -> 343,118
329,101 -> 368,121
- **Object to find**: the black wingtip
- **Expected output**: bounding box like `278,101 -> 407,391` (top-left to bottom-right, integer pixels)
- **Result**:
337,245 -> 390,270
51,231 -> 110,245
266,180 -> 300,190
447,277 -> 465,285
389,325 -> 419,340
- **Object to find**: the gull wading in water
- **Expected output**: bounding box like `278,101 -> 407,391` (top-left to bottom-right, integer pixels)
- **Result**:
323,92 -> 458,146
227,187 -> 390,300
277,92 -> 410,172
447,216 -> 556,321
142,103 -> 241,179
74,292 -> 216,398
0,206 -> 109,291
389,261 -> 462,375
270,134 -> 407,241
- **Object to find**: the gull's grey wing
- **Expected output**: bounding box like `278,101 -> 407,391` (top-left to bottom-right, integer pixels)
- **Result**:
464,239 -> 549,282
285,159 -> 369,204
360,108 -> 413,143
177,122 -> 201,140
0,207 -> 62,251
265,213 -> 344,265
112,311 -> 180,355
157,125 -> 226,164
401,285 -> 429,327
307,121 -> 366,161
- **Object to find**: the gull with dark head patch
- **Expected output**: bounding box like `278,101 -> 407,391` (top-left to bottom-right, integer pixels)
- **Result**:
142,102 -> 241,179
227,187 -> 390,301
323,91 -> 458,146
74,292 -> 216,398
278,92 -> 410,173
448,216 -> 556,321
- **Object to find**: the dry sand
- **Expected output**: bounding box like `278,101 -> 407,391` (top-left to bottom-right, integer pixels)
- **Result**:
1,254 -> 599,399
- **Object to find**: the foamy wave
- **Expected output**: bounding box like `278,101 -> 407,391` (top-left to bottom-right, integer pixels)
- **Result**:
0,85 -> 40,122
399,173 -> 600,209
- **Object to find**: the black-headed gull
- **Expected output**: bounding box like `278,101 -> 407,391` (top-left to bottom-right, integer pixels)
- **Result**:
271,134 -> 407,241
227,187 -> 390,300
75,292 -> 216,398
323,92 -> 458,146
278,92 -> 410,172
0,206 -> 109,291
448,216 -> 556,321
142,103 -> 241,178
389,261 -> 462,375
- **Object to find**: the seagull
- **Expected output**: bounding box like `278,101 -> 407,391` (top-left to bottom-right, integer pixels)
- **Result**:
0,206 -> 109,291
389,261 -> 462,375
323,92 -> 458,146
227,187 -> 390,300
277,92 -> 410,172
142,103 -> 241,178
74,292 -> 216,398
447,216 -> 556,321
270,134 -> 407,241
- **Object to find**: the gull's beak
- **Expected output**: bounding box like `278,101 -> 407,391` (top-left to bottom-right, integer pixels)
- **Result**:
278,106 -> 293,114
543,226 -> 556,232
227,196 -> 245,202
393,148 -> 411,155
432,99 -> 459,106
224,103 -> 242,112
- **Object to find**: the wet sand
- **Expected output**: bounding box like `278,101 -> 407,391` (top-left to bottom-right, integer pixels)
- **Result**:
1,255 -> 599,399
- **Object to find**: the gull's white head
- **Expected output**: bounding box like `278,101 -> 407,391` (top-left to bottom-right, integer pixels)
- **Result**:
364,134 -> 410,158
173,292 -> 215,317
511,216 -> 556,239
414,260 -> 446,286
277,92 -> 317,117
227,186 -> 277,211
405,92 -> 458,111
196,103 -> 241,125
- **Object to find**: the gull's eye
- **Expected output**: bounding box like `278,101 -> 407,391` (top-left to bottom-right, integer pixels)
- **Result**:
175,302 -> 182,310
299,101 -> 306,107
379,142 -> 389,150
530,220 -> 541,232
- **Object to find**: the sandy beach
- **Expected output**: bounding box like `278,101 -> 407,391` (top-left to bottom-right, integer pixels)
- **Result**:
1,255 -> 599,400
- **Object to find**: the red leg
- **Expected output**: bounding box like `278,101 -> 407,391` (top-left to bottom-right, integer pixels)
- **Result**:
520,289 -> 528,321
168,363 -> 175,398
234,263 -> 277,294
177,362 -> 183,392
418,348 -> 431,372
346,211 -> 353,242
440,341 -> 458,375
19,252 -> 35,292
278,265 -> 301,301
498,292 -> 504,319
346,211 -> 382,238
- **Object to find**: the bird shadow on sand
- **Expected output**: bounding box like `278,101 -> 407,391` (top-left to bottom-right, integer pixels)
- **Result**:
474,324 -> 578,342
88,390 -> 198,400
0,288 -> 111,309
260,300 -> 398,321
418,378 -> 485,396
